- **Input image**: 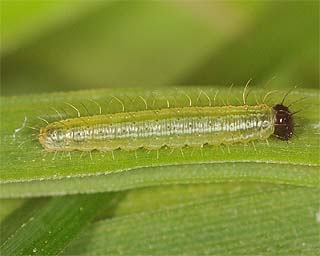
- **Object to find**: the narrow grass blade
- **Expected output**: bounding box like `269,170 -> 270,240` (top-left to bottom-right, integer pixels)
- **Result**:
1,87 -> 319,198
0,193 -> 124,255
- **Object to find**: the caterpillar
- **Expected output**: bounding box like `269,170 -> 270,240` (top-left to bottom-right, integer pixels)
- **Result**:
38,100 -> 294,152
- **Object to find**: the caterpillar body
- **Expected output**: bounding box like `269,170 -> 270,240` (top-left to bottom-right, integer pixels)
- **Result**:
39,103 -> 293,152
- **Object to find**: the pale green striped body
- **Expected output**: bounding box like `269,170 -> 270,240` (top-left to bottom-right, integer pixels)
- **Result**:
39,105 -> 275,152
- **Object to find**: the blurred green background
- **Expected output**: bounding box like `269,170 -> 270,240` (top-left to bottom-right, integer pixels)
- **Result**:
1,1 -> 319,95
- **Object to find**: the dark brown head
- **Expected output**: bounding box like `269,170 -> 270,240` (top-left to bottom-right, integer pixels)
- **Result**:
273,104 -> 294,140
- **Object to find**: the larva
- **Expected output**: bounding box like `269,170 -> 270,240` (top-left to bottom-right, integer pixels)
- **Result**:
38,102 -> 293,152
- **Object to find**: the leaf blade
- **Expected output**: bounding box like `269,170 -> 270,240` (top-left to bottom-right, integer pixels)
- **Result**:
1,87 -> 319,198
63,184 -> 320,255
0,193 -> 123,256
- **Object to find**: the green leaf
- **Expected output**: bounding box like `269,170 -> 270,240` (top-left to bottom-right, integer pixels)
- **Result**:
0,87 -> 319,198
63,183 -> 320,255
0,193 -> 124,256
0,198 -> 49,245
0,199 -> 26,223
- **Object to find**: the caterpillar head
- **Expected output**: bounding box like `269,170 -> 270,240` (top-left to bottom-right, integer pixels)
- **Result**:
273,104 -> 294,140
